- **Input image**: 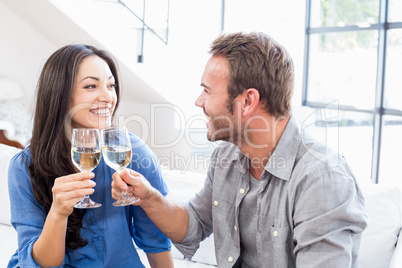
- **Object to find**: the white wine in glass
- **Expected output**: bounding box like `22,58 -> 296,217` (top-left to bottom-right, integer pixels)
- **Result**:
71,128 -> 102,209
103,147 -> 132,171
101,126 -> 139,206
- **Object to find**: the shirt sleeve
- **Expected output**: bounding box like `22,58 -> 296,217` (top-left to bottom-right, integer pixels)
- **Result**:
292,160 -> 368,267
8,150 -> 63,268
172,151 -> 215,260
128,134 -> 172,253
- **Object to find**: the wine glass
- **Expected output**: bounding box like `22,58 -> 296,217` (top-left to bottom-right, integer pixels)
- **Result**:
101,126 -> 139,206
71,128 -> 102,208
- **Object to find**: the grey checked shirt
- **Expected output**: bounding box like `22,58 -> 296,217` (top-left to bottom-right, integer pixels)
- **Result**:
174,116 -> 368,268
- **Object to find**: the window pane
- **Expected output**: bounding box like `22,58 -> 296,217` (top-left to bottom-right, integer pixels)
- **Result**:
306,31 -> 378,109
310,0 -> 379,27
299,108 -> 373,183
378,116 -> 402,186
384,29 -> 402,110
388,0 -> 402,22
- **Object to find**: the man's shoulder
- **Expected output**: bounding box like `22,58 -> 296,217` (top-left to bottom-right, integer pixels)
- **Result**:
294,135 -> 355,183
208,142 -> 242,172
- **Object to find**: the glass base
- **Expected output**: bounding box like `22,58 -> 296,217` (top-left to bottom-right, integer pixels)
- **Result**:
113,195 -> 140,207
74,197 -> 102,209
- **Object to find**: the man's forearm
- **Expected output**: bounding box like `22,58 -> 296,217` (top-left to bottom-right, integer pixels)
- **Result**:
140,189 -> 189,242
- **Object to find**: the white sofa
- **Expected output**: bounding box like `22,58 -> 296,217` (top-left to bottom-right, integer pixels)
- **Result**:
1,144 -> 402,268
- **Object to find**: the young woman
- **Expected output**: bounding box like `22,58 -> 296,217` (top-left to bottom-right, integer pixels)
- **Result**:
7,44 -> 173,268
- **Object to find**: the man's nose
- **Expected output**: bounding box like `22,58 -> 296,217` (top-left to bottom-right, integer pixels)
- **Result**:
195,94 -> 205,108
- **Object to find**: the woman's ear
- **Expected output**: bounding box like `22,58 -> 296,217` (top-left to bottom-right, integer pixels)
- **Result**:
242,88 -> 260,116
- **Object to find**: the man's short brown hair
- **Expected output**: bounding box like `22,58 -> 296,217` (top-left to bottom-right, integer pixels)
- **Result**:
209,32 -> 294,117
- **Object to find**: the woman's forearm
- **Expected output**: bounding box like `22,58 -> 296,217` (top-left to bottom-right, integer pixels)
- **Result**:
146,251 -> 174,268
32,209 -> 67,267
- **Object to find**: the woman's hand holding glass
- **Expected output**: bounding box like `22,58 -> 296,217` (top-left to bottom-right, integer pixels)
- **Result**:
51,172 -> 96,218
101,126 -> 139,206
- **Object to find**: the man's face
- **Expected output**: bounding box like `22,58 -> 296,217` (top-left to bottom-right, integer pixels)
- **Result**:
195,56 -> 240,143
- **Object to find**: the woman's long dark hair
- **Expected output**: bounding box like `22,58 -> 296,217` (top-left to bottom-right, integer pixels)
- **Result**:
28,44 -> 121,249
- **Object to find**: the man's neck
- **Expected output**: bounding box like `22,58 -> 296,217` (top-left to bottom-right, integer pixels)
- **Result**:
239,116 -> 289,180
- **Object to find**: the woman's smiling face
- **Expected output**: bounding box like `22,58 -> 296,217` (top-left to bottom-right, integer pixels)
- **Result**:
70,55 -> 117,130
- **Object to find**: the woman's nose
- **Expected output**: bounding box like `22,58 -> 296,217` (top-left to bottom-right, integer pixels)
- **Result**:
99,86 -> 113,103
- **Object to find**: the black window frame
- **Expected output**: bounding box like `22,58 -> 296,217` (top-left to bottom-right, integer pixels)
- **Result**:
303,0 -> 402,183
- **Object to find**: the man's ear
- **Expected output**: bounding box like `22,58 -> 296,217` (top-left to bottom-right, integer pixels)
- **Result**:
242,88 -> 260,116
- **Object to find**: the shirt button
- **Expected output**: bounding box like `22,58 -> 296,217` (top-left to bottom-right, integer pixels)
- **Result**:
234,226 -> 238,232
228,256 -> 234,262
239,188 -> 245,194
213,200 -> 219,206
273,230 -> 279,237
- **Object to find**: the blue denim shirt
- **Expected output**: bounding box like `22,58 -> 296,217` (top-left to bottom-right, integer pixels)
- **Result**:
7,133 -> 171,268
174,116 -> 368,268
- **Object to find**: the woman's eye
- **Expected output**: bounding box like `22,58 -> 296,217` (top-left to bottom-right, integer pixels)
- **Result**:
84,84 -> 96,89
109,84 -> 116,89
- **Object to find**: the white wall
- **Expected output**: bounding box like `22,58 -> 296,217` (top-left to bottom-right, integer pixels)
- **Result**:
223,0 -> 306,108
0,1 -> 55,109
0,0 -> 308,174
0,0 -> 173,148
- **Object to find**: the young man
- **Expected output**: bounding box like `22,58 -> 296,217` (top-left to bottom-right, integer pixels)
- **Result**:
113,32 -> 368,268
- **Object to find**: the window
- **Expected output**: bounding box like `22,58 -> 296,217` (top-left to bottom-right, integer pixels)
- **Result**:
304,0 -> 402,185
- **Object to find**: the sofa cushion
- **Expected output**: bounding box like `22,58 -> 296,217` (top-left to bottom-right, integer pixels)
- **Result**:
359,183 -> 402,268
0,144 -> 21,225
0,223 -> 17,267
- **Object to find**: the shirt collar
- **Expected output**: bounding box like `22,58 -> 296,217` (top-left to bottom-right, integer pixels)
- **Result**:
231,146 -> 249,175
265,115 -> 301,181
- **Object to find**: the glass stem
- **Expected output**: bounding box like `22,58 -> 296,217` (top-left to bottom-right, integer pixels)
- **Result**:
121,191 -> 131,199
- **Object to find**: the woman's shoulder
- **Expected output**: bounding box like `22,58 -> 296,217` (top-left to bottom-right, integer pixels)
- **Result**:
129,133 -> 154,156
9,146 -> 31,168
128,132 -> 144,144
7,148 -> 32,193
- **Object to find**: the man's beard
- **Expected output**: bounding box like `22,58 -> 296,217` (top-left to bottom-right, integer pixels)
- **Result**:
207,113 -> 242,146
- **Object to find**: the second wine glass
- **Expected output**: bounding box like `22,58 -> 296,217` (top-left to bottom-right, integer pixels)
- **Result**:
101,126 -> 139,206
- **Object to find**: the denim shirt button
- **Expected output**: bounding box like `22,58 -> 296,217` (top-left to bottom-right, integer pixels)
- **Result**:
213,200 -> 219,206
228,256 -> 234,262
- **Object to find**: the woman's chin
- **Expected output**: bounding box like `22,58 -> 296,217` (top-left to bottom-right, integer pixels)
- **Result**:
91,115 -> 111,129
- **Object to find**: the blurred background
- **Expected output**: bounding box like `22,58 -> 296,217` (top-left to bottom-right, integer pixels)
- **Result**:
0,0 -> 401,186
